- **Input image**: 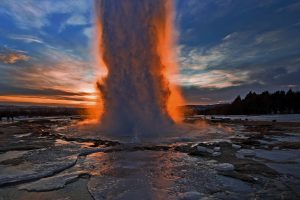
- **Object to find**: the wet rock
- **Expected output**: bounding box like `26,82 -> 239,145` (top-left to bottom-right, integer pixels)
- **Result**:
240,139 -> 261,146
206,149 -> 214,154
212,152 -> 221,157
79,148 -> 106,156
179,191 -> 203,200
189,145 -> 215,157
235,153 -> 245,159
132,145 -> 171,152
218,176 -> 253,193
267,162 -> 300,178
214,147 -> 221,151
1,116 -> 300,199
236,149 -> 256,158
255,149 -> 300,162
18,172 -> 88,192
197,145 -> 214,154
0,144 -> 49,152
232,144 -> 241,149
0,155 -> 77,186
174,145 -> 193,153
0,151 -> 28,163
197,146 -> 207,152
14,133 -> 33,138
235,161 -> 278,177
274,142 -> 300,149
215,163 -> 235,172
218,171 -> 258,183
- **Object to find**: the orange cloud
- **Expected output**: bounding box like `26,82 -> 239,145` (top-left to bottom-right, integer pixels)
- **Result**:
0,53 -> 29,64
0,94 -> 96,107
1,48 -> 99,107
176,69 -> 250,89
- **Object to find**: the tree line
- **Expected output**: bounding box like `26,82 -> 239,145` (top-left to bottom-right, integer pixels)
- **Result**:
0,106 -> 85,121
199,89 -> 300,115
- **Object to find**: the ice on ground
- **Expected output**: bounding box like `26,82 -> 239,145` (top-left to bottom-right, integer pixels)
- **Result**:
266,163 -> 300,178
1,116 -> 300,199
0,151 -> 28,162
255,149 -> 300,162
18,172 -> 86,192
13,133 -> 33,138
0,155 -> 77,186
178,191 -> 203,200
214,163 -> 235,172
217,176 -> 253,193
272,135 -> 300,143
236,149 -> 256,158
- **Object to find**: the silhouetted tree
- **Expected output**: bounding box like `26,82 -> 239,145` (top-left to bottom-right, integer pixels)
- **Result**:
196,89 -> 300,115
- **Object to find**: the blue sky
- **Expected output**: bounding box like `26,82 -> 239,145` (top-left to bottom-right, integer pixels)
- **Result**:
0,0 -> 300,106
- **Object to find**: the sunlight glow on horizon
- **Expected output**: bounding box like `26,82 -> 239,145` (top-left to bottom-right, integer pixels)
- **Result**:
0,92 -> 98,107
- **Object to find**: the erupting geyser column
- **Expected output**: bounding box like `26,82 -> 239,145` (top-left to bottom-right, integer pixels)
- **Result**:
94,0 -> 184,136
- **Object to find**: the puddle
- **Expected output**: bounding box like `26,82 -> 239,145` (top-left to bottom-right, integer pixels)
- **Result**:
273,135 -> 300,143
254,149 -> 300,162
266,163 -> 300,178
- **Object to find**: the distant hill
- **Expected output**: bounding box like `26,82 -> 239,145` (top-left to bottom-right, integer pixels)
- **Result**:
0,105 -> 85,119
196,89 -> 300,115
181,104 -> 228,116
2,89 -> 300,119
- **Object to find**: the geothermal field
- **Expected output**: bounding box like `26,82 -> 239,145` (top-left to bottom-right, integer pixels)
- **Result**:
0,0 -> 300,200
0,116 -> 300,199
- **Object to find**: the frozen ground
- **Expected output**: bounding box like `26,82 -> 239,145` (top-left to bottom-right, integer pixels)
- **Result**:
0,117 -> 299,200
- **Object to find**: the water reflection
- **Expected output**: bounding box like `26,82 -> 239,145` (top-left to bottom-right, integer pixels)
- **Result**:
84,150 -> 191,199
66,119 -> 236,146
55,139 -> 95,148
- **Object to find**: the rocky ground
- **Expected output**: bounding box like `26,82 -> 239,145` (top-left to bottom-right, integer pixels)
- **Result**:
0,117 -> 299,200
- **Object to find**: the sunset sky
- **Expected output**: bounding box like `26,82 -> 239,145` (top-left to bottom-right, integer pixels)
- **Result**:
0,0 -> 300,106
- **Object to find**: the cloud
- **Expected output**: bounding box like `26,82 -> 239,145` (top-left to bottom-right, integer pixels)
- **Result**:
66,14 -> 88,26
181,83 -> 264,105
10,35 -> 44,44
59,14 -> 90,32
0,52 -> 29,64
177,28 -> 300,90
177,69 -> 250,89
1,0 -> 299,106
0,47 -> 98,106
0,82 -> 94,106
177,0 -> 234,22
179,46 -> 224,71
0,83 -> 88,96
0,95 -> 93,106
178,52 -> 300,104
9,34 -> 63,50
12,49 -> 95,92
83,27 -> 94,39
277,1 -> 300,12
0,0 -> 91,29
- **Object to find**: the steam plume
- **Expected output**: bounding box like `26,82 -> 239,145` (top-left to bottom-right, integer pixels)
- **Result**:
93,0 -> 184,137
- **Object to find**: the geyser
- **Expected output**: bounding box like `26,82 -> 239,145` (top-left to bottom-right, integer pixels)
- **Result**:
93,0 -> 184,137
